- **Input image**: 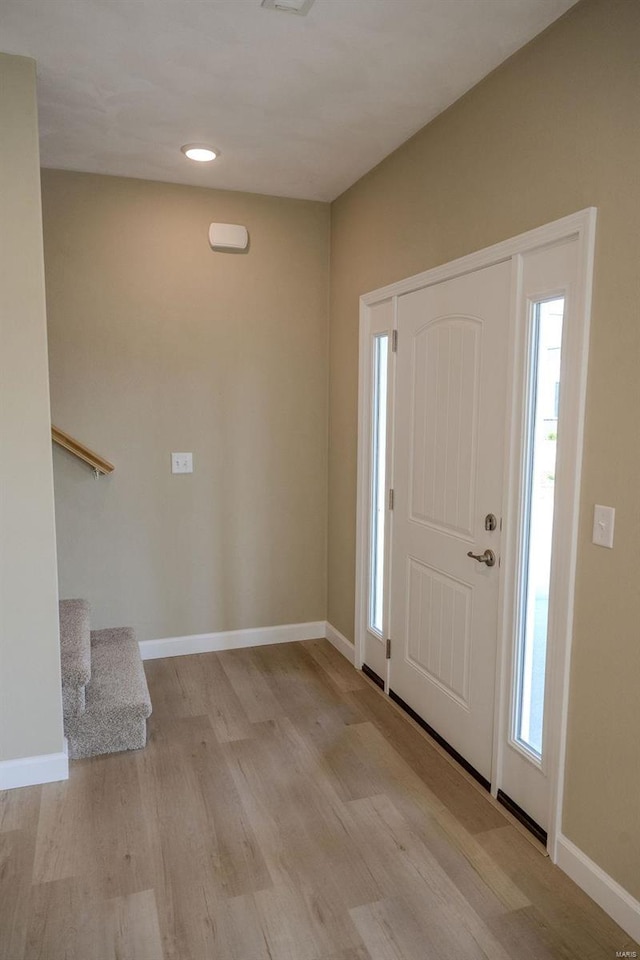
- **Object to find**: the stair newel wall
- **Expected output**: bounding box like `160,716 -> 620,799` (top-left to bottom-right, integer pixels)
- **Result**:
0,53 -> 65,785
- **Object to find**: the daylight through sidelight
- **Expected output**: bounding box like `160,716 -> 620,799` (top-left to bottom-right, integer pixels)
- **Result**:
514,297 -> 564,758
369,334 -> 389,635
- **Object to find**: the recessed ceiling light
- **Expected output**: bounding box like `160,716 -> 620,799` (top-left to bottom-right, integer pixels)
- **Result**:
181,144 -> 219,163
261,0 -> 315,15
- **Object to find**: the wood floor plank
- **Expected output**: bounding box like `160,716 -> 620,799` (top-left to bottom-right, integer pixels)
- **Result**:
476,824 -> 640,958
350,894 -> 483,960
326,718 -> 532,913
250,641 -> 362,721
319,949 -> 372,960
0,783 -> 41,834
149,882 -> 288,960
145,653 -> 255,743
487,904 -> 591,960
144,878 -> 223,960
344,793 -> 515,960
0,783 -> 41,959
134,717 -> 273,959
287,706 -> 530,916
33,752 -> 154,898
22,878 -> 106,960
349,681 -> 507,835
219,892 -> 277,960
25,883 -> 163,960
1,643 -> 636,959
103,888 -> 164,960
0,829 -> 36,960
223,717 -> 383,911
218,646 -> 286,723
141,658 -> 184,720
32,764 -> 94,885
136,714 -> 272,901
300,638 -> 366,693
254,882 -> 368,960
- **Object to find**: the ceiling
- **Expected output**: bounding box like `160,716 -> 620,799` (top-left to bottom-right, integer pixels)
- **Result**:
0,0 -> 577,202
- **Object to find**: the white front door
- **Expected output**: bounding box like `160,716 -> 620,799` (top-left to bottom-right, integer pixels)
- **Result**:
389,261 -> 511,784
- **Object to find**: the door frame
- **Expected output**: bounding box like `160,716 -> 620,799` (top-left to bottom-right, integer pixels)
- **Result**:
355,299 -> 397,688
355,208 -> 597,862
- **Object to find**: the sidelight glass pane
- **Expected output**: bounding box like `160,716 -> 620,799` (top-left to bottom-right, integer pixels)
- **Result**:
369,334 -> 389,635
515,297 -> 564,758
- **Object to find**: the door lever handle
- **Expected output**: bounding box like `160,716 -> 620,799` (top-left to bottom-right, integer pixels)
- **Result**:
467,549 -> 496,567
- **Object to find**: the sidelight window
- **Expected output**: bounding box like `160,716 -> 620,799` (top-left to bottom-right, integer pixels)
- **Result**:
369,334 -> 389,635
514,297 -> 564,758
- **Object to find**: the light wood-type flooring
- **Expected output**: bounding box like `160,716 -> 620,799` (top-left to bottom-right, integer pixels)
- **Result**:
1,639 -> 637,959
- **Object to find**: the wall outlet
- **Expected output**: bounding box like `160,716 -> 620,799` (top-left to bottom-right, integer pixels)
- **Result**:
171,452 -> 193,474
592,504 -> 615,548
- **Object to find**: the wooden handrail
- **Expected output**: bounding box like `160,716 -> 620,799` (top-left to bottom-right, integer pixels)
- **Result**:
51,425 -> 115,475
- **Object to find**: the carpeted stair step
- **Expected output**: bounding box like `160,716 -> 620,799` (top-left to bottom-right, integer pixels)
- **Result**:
65,627 -> 152,760
59,599 -> 91,719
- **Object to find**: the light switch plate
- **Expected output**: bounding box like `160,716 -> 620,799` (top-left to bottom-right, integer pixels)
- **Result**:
592,504 -> 615,548
171,452 -> 193,474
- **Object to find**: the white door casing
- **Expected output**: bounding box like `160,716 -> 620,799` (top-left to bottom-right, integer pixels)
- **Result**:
356,209 -> 596,858
389,262 -> 512,783
357,298 -> 395,683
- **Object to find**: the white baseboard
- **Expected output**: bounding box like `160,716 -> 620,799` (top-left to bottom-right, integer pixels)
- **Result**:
325,622 -> 356,665
139,621 -> 326,661
0,739 -> 69,791
556,833 -> 640,944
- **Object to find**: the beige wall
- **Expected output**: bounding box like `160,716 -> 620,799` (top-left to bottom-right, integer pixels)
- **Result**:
0,55 -> 64,761
43,171 -> 329,642
328,0 -> 640,899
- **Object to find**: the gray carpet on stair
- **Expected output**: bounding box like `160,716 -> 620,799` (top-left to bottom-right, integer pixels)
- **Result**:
59,599 -> 91,684
59,599 -> 91,719
65,627 -> 152,760
62,680 -> 86,719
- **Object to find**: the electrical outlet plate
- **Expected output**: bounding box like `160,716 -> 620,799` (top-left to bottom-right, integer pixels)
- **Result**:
261,0 -> 315,15
592,504 -> 615,548
171,452 -> 193,474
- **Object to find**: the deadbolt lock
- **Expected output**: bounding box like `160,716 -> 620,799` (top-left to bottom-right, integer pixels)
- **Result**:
484,513 -> 498,531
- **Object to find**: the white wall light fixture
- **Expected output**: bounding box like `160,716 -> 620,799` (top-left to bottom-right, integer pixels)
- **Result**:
181,144 -> 219,162
261,0 -> 315,15
209,223 -> 249,251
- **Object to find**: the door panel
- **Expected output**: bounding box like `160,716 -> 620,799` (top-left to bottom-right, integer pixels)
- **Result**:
390,262 -> 511,782
409,317 -> 479,539
406,557 -> 471,706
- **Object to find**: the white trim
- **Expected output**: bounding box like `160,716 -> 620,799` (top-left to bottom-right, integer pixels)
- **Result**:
0,739 -> 68,790
139,621 -> 326,661
354,296 -> 374,672
360,209 -> 595,306
491,252 -> 525,799
355,297 -> 396,681
325,622 -> 356,664
556,834 -> 640,944
549,212 -> 597,861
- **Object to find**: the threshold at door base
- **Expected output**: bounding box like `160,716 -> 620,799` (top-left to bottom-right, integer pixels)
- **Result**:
362,663 -> 384,690
496,790 -> 548,846
389,689 -> 491,792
